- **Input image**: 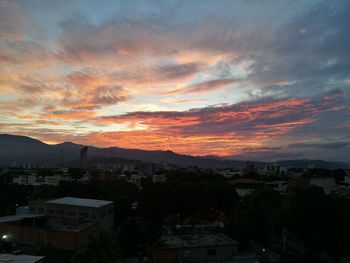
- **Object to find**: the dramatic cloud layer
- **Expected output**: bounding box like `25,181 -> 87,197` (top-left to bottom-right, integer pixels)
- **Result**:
0,0 -> 349,161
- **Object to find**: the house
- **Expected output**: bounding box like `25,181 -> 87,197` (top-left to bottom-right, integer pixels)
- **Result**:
153,233 -> 238,263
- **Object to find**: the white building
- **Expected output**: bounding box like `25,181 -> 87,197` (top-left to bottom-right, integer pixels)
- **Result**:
13,173 -> 88,186
12,175 -> 40,186
43,175 -> 64,185
229,179 -> 264,198
344,175 -> 350,185
152,174 -> 167,183
310,177 -> 336,194
29,197 -> 114,229
265,181 -> 288,193
219,170 -> 244,178
257,164 -> 280,177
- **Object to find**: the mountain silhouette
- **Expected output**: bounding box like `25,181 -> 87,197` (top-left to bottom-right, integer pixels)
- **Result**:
1,134 -> 349,169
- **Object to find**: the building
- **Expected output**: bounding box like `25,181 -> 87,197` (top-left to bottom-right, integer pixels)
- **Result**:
0,213 -> 97,250
152,174 -> 167,183
153,233 -> 238,263
130,174 -> 147,188
310,177 -> 336,195
264,181 -> 288,193
245,162 -> 255,176
138,162 -> 154,176
218,169 -> 244,178
257,164 -> 280,177
12,174 -> 88,186
12,175 -> 39,186
344,175 -> 350,184
42,174 -> 74,185
229,178 -> 264,198
0,197 -> 114,250
80,146 -> 88,169
288,176 -> 336,195
29,197 -> 114,229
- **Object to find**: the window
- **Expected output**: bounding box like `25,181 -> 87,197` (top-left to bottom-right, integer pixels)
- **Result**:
184,250 -> 191,258
56,209 -> 64,215
100,210 -> 107,218
207,249 -> 216,257
47,208 -> 54,214
67,210 -> 76,217
91,213 -> 96,220
79,212 -> 89,218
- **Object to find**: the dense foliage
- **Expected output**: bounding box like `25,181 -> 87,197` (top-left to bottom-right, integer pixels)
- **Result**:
1,168 -> 350,262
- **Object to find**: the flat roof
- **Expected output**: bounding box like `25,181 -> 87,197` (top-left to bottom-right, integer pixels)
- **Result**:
0,214 -> 44,223
229,178 -> 264,185
156,233 -> 238,249
0,254 -> 44,263
46,197 -> 113,208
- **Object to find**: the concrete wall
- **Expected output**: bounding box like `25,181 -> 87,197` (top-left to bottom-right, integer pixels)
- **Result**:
0,223 -> 97,250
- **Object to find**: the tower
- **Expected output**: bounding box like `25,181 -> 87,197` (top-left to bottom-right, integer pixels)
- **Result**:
60,149 -> 63,168
80,146 -> 88,169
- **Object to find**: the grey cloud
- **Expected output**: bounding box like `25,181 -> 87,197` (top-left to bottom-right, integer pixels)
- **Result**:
289,141 -> 350,149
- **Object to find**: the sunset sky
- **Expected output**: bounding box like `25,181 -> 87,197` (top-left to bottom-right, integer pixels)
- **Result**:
0,0 -> 349,161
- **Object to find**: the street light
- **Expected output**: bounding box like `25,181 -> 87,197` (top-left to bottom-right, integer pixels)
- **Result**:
1,235 -> 8,240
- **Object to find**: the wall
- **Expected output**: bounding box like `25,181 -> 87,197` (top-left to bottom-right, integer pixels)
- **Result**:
0,222 -> 97,250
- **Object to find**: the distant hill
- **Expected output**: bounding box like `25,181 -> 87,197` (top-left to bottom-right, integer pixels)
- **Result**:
0,134 -> 246,168
1,134 -> 349,169
275,159 -> 350,169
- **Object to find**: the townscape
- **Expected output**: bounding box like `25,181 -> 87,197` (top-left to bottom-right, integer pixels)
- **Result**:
1,136 -> 350,263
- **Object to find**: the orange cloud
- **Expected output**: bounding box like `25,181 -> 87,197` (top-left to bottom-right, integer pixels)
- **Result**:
2,91 -> 346,157
43,110 -> 96,120
163,78 -> 238,94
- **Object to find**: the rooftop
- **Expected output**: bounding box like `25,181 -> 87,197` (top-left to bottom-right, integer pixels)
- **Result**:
0,254 -> 44,263
0,214 -> 44,223
46,197 -> 113,208
156,233 -> 238,249
229,178 -> 264,185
